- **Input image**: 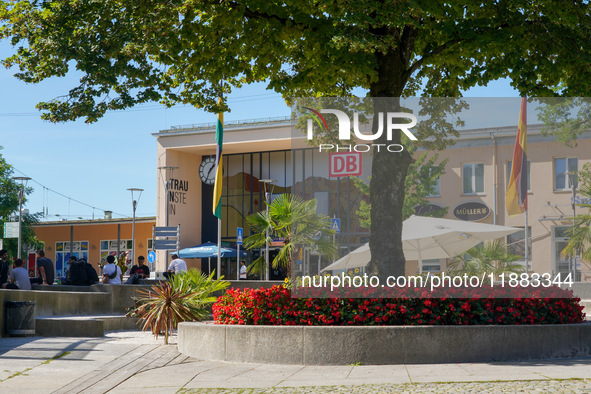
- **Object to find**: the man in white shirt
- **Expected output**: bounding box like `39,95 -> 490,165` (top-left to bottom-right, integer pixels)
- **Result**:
167,254 -> 187,276
239,261 -> 247,280
102,255 -> 122,284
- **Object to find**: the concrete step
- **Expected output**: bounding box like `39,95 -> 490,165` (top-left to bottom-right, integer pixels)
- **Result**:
35,315 -> 140,337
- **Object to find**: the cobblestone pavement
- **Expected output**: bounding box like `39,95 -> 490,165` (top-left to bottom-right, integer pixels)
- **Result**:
180,379 -> 591,393
1,331 -> 591,393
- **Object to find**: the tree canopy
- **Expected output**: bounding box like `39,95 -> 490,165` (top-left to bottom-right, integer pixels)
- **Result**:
2,0 -> 590,276
0,147 -> 42,257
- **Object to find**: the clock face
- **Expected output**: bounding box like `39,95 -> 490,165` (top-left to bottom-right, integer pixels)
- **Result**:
199,156 -> 217,185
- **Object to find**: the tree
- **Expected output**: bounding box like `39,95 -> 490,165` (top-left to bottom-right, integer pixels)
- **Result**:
0,147 -> 42,257
561,162 -> 591,263
2,1 -> 590,276
243,193 -> 336,276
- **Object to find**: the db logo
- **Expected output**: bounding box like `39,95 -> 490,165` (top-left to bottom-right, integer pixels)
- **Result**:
330,152 -> 362,177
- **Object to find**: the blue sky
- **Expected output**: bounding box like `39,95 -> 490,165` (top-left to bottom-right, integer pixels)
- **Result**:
0,39 -> 521,221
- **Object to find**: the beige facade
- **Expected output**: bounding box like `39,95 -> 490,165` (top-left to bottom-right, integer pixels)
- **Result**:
153,119 -> 591,281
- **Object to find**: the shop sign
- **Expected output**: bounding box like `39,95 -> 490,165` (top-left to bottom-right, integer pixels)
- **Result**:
453,202 -> 490,221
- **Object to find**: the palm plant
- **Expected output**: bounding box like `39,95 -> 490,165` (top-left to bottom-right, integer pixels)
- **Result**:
448,239 -> 524,278
133,269 -> 229,344
561,163 -> 591,263
561,207 -> 591,262
243,193 -> 337,276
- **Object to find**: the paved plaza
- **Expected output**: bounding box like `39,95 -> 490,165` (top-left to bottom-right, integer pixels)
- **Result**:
0,330 -> 590,393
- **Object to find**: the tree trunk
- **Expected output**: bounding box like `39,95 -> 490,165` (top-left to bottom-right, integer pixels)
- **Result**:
367,47 -> 413,279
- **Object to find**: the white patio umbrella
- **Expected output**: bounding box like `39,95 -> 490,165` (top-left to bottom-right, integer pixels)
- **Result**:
321,215 -> 520,273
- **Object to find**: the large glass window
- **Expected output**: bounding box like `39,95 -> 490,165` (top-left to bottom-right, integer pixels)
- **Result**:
55,241 -> 89,279
100,239 -> 132,268
462,163 -> 484,195
507,161 -> 531,191
554,157 -> 578,191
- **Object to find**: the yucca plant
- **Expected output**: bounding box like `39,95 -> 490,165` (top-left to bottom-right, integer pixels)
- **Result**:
133,269 -> 229,344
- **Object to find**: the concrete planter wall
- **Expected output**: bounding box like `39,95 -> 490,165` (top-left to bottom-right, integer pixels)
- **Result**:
178,322 -> 591,365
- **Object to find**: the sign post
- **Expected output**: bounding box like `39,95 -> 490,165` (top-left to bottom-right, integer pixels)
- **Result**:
237,227 -> 243,280
147,250 -> 156,275
3,222 -> 18,238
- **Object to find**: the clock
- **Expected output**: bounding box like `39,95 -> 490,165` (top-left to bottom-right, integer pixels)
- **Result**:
199,156 -> 217,185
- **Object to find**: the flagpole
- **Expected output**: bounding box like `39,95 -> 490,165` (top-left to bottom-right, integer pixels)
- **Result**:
213,80 -> 224,280
217,218 -> 221,279
524,208 -> 529,273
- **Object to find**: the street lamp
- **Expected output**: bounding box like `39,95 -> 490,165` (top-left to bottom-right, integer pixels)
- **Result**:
127,188 -> 144,267
11,176 -> 31,259
260,179 -> 276,281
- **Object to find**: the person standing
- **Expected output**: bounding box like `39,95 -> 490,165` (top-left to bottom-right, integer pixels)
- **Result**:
0,249 -> 10,287
239,261 -> 247,280
2,259 -> 31,290
166,254 -> 187,278
102,255 -> 122,284
31,249 -> 55,286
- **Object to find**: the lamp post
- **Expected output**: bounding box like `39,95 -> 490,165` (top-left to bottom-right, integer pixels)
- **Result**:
157,166 -> 178,271
11,176 -> 31,259
260,179 -> 276,281
127,188 -> 144,266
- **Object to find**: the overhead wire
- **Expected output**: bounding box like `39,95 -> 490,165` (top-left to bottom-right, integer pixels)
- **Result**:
11,167 -> 128,219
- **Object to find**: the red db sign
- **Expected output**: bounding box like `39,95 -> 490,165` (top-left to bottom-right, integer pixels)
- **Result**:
329,152 -> 362,177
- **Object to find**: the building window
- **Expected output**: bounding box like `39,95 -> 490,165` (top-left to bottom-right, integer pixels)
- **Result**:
422,259 -> 441,273
55,241 -> 89,278
100,239 -> 132,266
507,161 -> 531,191
506,227 -> 532,270
552,226 -> 571,278
421,166 -> 441,197
462,163 -> 484,195
554,157 -> 578,191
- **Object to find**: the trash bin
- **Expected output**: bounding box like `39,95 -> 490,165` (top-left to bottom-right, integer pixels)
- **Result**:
5,301 -> 36,336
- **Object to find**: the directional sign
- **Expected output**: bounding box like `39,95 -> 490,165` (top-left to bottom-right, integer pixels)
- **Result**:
331,218 -> 341,233
148,250 -> 156,263
237,227 -> 243,245
3,222 -> 18,238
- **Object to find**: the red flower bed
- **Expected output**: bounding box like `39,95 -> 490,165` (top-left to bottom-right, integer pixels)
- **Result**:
212,285 -> 585,326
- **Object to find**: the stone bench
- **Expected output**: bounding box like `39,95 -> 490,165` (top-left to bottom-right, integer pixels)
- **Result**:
179,322 -> 591,365
36,315 -> 140,337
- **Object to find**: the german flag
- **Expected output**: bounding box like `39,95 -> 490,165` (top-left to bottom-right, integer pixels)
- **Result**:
506,97 -> 528,216
213,99 -> 223,220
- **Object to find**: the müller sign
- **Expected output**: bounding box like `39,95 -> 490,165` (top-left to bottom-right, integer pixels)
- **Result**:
453,202 -> 490,221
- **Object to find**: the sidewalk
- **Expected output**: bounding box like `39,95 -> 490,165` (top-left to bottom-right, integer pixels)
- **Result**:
0,330 -> 590,393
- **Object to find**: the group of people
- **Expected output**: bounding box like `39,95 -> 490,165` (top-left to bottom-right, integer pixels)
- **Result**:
1,249 -> 55,290
101,255 -> 151,284
0,249 -> 222,289
0,248 -> 155,289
